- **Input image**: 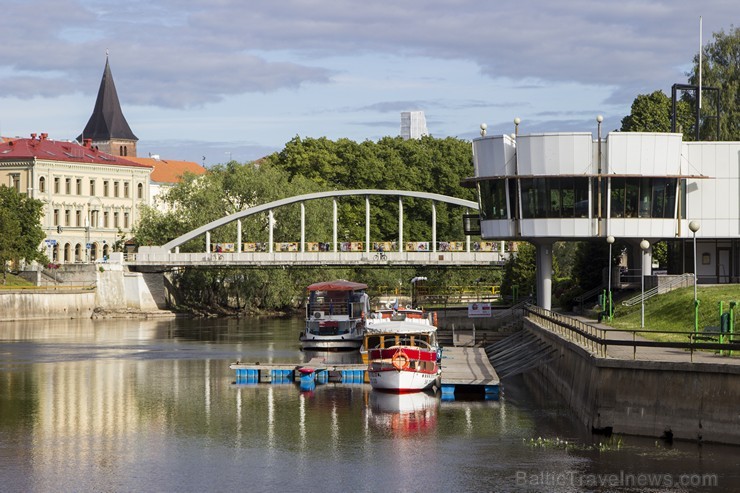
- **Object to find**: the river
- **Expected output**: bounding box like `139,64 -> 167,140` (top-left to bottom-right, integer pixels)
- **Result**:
0,316 -> 738,492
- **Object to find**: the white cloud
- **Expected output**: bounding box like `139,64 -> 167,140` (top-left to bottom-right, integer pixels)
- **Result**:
0,0 -> 735,162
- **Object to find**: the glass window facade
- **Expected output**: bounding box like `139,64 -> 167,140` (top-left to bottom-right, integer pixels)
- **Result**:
610,177 -> 678,219
520,177 -> 589,218
478,179 -> 508,219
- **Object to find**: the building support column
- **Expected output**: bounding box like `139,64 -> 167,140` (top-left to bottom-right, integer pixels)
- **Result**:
205,231 -> 211,253
536,241 -> 553,310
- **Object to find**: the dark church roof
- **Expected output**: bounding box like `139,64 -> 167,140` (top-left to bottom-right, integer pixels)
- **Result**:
77,57 -> 138,143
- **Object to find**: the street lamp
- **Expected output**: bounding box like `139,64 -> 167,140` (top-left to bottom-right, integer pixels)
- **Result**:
640,239 -> 650,328
689,220 -> 700,333
606,235 -> 615,321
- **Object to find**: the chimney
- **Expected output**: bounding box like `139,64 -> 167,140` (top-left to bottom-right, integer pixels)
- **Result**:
40,133 -> 48,140
83,139 -> 92,147
30,133 -> 37,140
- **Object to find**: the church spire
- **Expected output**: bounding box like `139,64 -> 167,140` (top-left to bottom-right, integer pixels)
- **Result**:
78,55 -> 138,156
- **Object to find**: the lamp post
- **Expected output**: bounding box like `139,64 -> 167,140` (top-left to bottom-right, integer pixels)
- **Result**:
606,235 -> 615,321
689,221 -> 700,333
640,239 -> 650,329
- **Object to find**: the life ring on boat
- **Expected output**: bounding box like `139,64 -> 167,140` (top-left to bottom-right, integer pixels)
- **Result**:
392,350 -> 410,371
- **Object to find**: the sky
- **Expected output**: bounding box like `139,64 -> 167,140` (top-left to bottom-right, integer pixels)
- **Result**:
0,1 -> 736,166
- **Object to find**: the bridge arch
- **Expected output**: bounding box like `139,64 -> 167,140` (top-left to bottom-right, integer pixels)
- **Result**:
161,189 -> 478,252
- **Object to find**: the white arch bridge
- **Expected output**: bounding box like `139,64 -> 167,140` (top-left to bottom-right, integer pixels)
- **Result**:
132,189 -> 509,268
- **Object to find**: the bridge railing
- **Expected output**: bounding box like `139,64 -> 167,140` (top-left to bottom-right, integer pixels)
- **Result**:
208,240 -> 510,254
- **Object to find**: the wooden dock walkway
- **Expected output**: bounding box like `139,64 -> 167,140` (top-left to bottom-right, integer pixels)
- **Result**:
439,347 -> 500,399
230,349 -> 501,400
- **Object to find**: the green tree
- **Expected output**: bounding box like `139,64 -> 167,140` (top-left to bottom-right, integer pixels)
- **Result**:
265,135 -> 475,243
501,242 -> 536,300
0,186 -> 46,283
687,26 -> 740,140
620,90 -> 693,134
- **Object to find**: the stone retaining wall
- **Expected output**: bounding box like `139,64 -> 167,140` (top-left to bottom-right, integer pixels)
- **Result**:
526,319 -> 740,444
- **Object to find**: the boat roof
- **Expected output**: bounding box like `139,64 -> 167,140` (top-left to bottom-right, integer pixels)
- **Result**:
364,321 -> 437,335
307,280 -> 368,292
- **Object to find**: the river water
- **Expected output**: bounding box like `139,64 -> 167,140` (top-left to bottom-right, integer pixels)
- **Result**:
0,316 -> 738,493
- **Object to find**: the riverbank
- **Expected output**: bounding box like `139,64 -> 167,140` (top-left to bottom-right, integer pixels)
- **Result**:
524,315 -> 740,445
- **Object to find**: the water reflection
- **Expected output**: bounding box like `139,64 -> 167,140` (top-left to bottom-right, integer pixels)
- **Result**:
369,391 -> 439,435
1,317 -> 739,492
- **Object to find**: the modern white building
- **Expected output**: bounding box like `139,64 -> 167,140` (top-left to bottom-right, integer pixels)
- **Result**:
400,111 -> 429,140
468,125 -> 740,309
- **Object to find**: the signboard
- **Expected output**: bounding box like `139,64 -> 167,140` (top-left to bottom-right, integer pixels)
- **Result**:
45,239 -> 57,246
468,302 -> 492,318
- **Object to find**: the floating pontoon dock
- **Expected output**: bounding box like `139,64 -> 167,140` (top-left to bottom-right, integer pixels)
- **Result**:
230,349 -> 500,400
439,347 -> 500,400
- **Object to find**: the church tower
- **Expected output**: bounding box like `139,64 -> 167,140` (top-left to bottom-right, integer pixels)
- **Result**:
78,56 -> 138,157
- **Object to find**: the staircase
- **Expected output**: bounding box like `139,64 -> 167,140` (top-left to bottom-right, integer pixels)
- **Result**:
436,299 -> 530,347
485,330 -> 558,379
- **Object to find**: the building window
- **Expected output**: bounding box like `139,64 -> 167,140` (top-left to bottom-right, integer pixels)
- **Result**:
114,212 -> 119,228
520,177 -> 589,219
90,210 -> 98,228
137,183 -> 143,199
124,182 -> 129,198
53,209 -> 59,225
609,177 -> 678,219
65,178 -> 71,194
39,176 -> 46,193
114,182 -> 119,197
90,179 -> 96,196
9,174 -> 21,192
103,181 -> 109,197
103,212 -> 109,228
75,210 -> 81,227
120,145 -> 124,156
479,179 -> 509,220
64,210 -> 70,226
124,212 -> 129,228
76,178 -> 82,195
54,177 -> 60,193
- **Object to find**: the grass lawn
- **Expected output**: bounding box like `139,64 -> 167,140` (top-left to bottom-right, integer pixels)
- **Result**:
603,285 -> 738,343
0,273 -> 35,288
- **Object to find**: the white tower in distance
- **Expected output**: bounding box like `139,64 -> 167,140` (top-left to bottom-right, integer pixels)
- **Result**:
400,111 -> 429,140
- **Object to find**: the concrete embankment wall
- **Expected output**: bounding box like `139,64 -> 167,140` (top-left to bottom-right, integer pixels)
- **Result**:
526,319 -> 740,445
1,268 -> 168,321
94,269 -> 161,311
0,290 -> 96,321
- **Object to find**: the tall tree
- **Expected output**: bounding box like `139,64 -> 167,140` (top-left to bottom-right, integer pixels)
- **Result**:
500,242 -> 536,300
0,186 -> 46,283
687,26 -> 740,141
620,90 -> 693,133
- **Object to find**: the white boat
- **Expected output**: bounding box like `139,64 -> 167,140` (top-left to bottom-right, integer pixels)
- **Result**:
364,308 -> 441,393
300,280 -> 370,351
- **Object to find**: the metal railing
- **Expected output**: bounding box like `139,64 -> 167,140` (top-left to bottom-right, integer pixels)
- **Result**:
525,305 -> 740,362
621,273 -> 693,307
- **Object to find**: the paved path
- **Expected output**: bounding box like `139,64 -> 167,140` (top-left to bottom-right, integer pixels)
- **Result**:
568,315 -> 740,365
